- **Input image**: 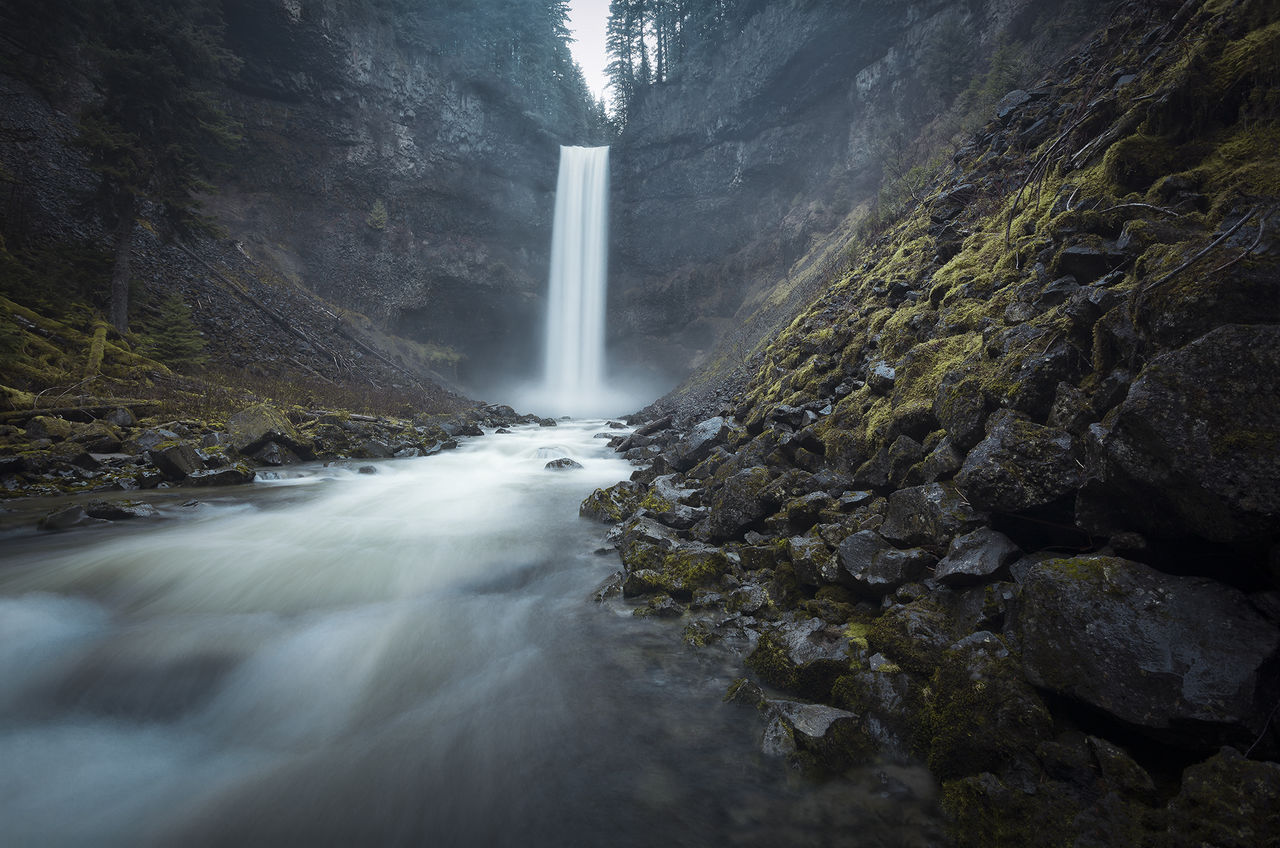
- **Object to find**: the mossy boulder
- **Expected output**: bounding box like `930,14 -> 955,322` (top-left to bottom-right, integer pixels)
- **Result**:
866,598 -> 955,676
955,410 -> 1083,514
1086,324 -> 1280,545
918,632 -> 1053,781
579,480 -> 642,523
227,402 -> 312,458
1162,747 -> 1280,848
744,617 -> 852,700
25,415 -> 73,441
1013,556 -> 1280,754
702,465 -> 775,541
879,482 -> 986,549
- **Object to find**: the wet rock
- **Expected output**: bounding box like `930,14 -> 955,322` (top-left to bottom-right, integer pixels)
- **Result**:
746,617 -> 852,699
866,599 -> 955,675
922,631 -> 1053,780
867,361 -> 897,395
886,435 -> 924,486
996,89 -> 1032,120
653,504 -> 707,530
728,583 -> 770,615
83,499 -> 158,520
1014,557 -> 1280,753
1088,324 -> 1280,544
148,442 -> 203,482
759,699 -> 865,769
838,530 -> 934,597
934,528 -> 1021,587
956,411 -> 1082,513
637,595 -> 685,618
669,416 -> 729,472
537,418 -> 557,427
358,465 -> 377,474
934,373 -> 989,450
131,428 -> 182,452
103,407 -> 136,428
788,535 -> 841,587
1163,747 -> 1280,848
615,516 -> 729,598
545,458 -> 584,471
227,403 -> 310,457
580,481 -> 641,523
38,505 -> 99,531
915,437 -> 963,483
879,483 -> 986,549
634,416 -> 673,437
353,439 -> 394,459
703,466 -> 774,541
186,464 -> 255,486
253,440 -> 299,466
25,415 -> 73,441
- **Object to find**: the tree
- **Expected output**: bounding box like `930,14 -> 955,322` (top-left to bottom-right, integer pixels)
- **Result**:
74,0 -> 241,334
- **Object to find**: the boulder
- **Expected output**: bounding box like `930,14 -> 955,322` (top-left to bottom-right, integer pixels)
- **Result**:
866,598 -> 956,675
746,617 -> 852,699
186,464 -> 255,486
545,458 -> 583,470
956,410 -> 1083,513
668,416 -> 729,471
83,499 -> 158,520
615,516 -> 728,597
879,483 -> 986,549
838,530 -> 934,597
934,528 -> 1021,587
1162,747 -> 1280,848
579,481 -> 641,523
227,403 -> 310,457
788,535 -> 841,586
1088,324 -> 1280,544
1014,557 -> 1280,753
147,442 -> 203,482
922,631 -> 1053,780
703,466 -> 774,541
25,415 -> 73,441
38,505 -> 99,531
758,699 -> 865,769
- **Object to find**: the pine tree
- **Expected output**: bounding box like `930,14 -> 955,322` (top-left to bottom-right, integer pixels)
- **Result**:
74,0 -> 241,335
138,293 -> 206,370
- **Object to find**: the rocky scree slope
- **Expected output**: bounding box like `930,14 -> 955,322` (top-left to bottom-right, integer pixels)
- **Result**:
585,2 -> 1280,845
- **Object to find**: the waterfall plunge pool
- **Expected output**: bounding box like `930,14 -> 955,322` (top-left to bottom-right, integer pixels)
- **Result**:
0,421 -> 942,846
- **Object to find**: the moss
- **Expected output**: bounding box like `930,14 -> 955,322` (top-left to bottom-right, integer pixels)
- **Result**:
745,632 -> 798,690
941,775 -> 1075,848
1103,134 -> 1180,193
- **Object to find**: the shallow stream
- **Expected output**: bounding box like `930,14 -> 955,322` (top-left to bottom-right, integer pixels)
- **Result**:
0,421 -> 941,847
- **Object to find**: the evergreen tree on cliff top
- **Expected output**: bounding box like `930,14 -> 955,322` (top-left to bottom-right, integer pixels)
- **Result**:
75,0 -> 240,335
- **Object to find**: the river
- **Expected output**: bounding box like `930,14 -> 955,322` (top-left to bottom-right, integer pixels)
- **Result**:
0,421 -> 941,847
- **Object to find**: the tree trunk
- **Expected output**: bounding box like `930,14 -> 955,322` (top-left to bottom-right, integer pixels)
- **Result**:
109,201 -> 135,335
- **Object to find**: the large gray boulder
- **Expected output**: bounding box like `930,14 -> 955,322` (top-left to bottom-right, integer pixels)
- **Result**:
879,483 -> 986,549
1087,324 -> 1280,544
1013,556 -> 1280,754
934,528 -> 1021,587
838,530 -> 935,596
668,416 -> 729,472
956,410 -> 1083,513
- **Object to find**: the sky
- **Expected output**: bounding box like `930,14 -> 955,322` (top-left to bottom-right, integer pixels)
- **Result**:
567,0 -> 611,103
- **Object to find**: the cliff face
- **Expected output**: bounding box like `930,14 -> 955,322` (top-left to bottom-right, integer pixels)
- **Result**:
210,0 -> 582,387
608,0 -> 1101,387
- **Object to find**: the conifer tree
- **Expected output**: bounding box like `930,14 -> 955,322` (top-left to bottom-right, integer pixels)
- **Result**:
74,0 -> 241,335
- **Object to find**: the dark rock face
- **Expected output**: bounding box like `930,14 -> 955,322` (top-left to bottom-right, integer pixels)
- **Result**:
1088,324 -> 1280,544
1014,557 -> 1280,753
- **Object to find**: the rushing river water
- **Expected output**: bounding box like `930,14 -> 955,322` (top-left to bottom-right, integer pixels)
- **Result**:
0,421 -> 942,847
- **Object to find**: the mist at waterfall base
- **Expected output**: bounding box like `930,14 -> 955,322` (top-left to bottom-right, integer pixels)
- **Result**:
0,423 -> 943,845
509,145 -> 656,418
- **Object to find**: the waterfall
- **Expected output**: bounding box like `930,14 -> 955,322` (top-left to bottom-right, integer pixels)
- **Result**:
542,145 -> 610,416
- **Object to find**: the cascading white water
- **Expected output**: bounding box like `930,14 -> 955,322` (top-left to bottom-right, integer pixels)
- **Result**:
541,145 -> 610,416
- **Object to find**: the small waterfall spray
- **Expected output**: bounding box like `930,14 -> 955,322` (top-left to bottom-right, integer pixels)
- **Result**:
541,145 -> 610,415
